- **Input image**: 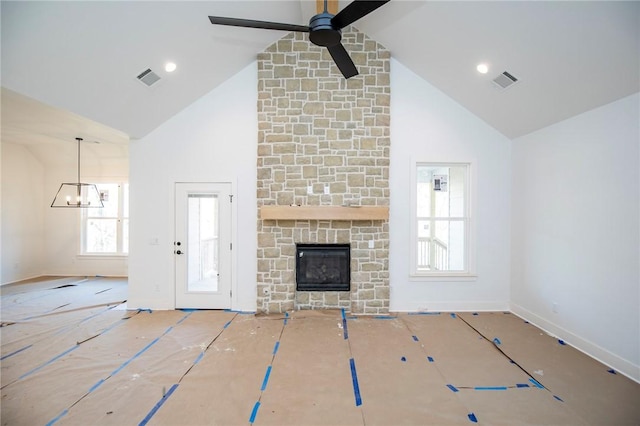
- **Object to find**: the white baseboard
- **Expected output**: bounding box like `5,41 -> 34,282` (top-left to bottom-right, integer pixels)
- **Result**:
511,303 -> 640,383
391,300 -> 510,313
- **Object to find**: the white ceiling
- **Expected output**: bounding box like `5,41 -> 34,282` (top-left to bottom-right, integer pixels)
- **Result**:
1,1 -> 638,166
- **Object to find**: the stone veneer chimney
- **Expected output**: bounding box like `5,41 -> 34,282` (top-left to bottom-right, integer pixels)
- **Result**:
256,28 -> 390,314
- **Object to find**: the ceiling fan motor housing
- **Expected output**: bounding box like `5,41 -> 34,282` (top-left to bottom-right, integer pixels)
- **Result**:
309,12 -> 341,47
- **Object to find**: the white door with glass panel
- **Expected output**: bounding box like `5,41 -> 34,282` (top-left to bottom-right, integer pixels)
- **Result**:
175,183 -> 232,309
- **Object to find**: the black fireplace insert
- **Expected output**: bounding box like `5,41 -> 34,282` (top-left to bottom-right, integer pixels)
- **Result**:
296,244 -> 350,291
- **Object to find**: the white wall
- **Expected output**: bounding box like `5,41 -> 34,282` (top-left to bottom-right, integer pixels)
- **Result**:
128,63 -> 257,311
511,93 -> 640,381
1,143 -> 45,284
389,59 -> 512,312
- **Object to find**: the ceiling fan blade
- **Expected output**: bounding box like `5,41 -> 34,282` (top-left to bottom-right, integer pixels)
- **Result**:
208,16 -> 309,33
331,0 -> 390,29
327,43 -> 358,79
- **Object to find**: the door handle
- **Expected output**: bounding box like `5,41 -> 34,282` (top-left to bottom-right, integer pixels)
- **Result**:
175,250 -> 183,255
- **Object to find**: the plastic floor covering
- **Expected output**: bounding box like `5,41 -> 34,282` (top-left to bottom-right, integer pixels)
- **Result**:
1,276 -> 639,425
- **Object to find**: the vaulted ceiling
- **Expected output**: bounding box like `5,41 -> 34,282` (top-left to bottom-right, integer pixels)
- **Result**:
1,1 -> 638,166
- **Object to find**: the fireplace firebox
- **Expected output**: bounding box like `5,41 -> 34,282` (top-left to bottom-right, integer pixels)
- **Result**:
296,244 -> 350,291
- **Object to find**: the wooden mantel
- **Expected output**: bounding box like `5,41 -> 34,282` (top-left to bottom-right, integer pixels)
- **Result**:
260,205 -> 389,221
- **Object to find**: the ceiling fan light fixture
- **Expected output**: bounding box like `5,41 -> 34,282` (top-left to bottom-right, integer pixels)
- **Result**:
165,62 -> 177,73
50,137 -> 104,208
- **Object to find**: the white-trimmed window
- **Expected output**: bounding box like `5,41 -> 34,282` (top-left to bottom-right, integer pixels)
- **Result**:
81,183 -> 129,255
411,163 -> 474,278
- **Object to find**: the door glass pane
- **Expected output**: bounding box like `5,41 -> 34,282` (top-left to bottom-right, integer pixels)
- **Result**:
187,194 -> 219,292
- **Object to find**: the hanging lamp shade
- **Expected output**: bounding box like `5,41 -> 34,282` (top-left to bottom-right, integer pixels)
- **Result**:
50,137 -> 104,208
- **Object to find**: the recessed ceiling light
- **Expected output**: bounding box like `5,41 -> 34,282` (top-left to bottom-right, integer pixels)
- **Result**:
165,62 -> 177,73
476,63 -> 489,74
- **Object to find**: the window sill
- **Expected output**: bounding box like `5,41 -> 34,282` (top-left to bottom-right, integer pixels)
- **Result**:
409,273 -> 477,282
77,254 -> 128,260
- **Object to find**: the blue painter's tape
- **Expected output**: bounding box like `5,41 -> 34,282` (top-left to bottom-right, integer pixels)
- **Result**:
176,313 -> 192,325
223,320 -> 232,329
284,312 -> 289,325
139,383 -> 179,426
447,384 -> 459,392
179,308 -> 198,312
341,308 -> 347,321
194,352 -> 205,365
468,413 -> 478,423
19,345 -> 79,380
373,316 -> 395,320
493,337 -> 502,345
88,379 -> 105,394
224,309 -> 256,314
607,369 -> 617,375
472,312 -> 479,316
138,308 -> 153,313
45,409 -> 69,426
474,386 -> 507,391
111,337 -> 161,376
349,358 -> 362,406
261,366 -> 272,391
342,310 -> 349,340
273,341 -> 280,356
558,339 -> 566,345
249,401 -> 261,424
450,313 -> 457,318
553,395 -> 564,402
427,356 -> 434,362
1,344 -> 33,361
516,383 -> 530,388
529,378 -> 544,389
401,356 -> 407,362
408,312 -> 441,315
412,335 -> 419,342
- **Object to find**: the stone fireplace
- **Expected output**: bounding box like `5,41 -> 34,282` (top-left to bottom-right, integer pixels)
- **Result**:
256,28 -> 390,314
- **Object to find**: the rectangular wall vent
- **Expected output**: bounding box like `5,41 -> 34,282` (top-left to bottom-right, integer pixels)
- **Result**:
136,68 -> 161,87
493,71 -> 518,89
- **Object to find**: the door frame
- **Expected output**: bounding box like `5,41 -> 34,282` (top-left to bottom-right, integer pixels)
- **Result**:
173,181 -> 236,310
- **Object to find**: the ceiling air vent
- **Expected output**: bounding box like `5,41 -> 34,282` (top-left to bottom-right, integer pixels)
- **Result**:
492,71 -> 518,89
136,68 -> 161,87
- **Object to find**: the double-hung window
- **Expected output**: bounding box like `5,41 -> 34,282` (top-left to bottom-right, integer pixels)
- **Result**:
411,163 -> 473,277
81,183 -> 129,255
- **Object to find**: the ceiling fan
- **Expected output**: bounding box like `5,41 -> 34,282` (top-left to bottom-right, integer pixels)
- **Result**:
209,0 -> 390,79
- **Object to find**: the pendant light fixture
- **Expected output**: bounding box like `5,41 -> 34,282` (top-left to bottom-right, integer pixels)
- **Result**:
50,137 -> 104,208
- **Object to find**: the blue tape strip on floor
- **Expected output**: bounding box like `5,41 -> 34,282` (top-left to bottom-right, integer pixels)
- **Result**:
450,313 -> 457,318
474,386 -> 508,391
261,366 -> 272,391
529,378 -> 544,388
18,345 -> 79,380
139,383 -> 179,426
373,315 -> 395,320
412,335 -> 419,342
249,401 -> 261,423
401,356 -> 407,362
427,356 -> 434,362
284,312 -> 289,325
273,341 -> 280,355
224,309 -> 256,314
193,352 -> 205,365
468,412 -> 478,422
341,309 -> 348,340
349,358 -> 362,406
553,395 -> 564,402
1,344 -> 33,361
223,320 -> 232,329
447,384 -> 459,392
408,312 -> 441,315
607,369 -> 617,374
516,383 -> 530,388
45,409 -> 69,426
493,337 -> 502,345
